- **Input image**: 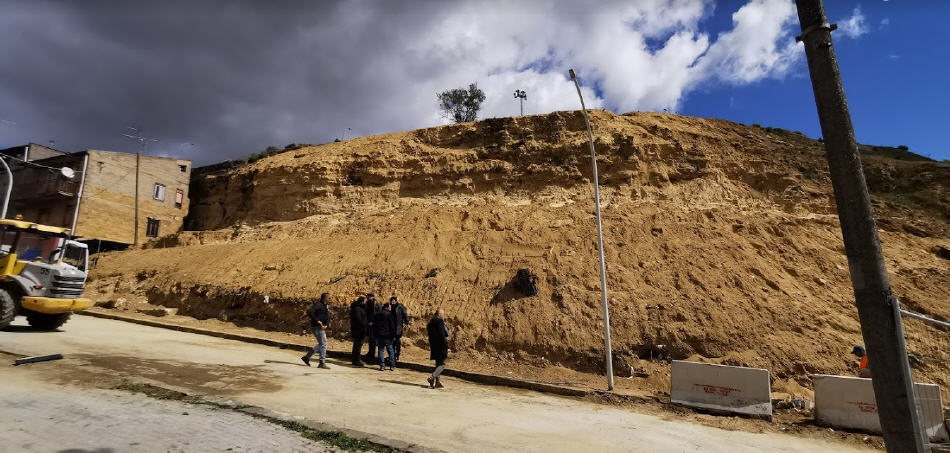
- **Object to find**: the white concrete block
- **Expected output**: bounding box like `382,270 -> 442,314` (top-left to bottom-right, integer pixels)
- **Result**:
813,374 -> 949,442
671,361 -> 772,419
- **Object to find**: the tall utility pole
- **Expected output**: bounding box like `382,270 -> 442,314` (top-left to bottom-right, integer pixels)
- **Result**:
568,69 -> 614,390
795,1 -> 928,452
123,127 -> 158,246
513,89 -> 527,116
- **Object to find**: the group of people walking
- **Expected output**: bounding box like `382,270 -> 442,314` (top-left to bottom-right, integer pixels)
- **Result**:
301,292 -> 451,389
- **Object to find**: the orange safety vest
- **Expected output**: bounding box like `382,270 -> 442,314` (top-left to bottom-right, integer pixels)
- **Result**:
858,356 -> 871,378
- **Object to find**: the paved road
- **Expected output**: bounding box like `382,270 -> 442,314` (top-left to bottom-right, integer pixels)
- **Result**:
0,316 -> 871,453
1,370 -> 349,453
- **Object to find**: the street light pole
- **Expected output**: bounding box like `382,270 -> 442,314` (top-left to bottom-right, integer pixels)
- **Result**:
568,69 -> 614,390
795,1 -> 928,451
0,156 -> 11,219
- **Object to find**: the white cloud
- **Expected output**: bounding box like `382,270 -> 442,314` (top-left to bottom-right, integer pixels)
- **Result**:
880,17 -> 890,28
691,0 -> 800,84
360,0 -> 804,122
838,5 -> 870,38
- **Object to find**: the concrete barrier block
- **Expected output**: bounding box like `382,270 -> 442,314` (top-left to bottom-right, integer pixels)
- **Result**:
671,361 -> 772,420
813,374 -> 949,442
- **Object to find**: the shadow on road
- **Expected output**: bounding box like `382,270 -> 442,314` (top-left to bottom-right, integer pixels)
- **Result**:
2,325 -> 58,333
379,379 -> 430,389
263,359 -> 306,367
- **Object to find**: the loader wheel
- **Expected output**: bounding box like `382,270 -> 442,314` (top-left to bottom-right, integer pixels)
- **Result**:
25,312 -> 71,331
0,288 -> 15,330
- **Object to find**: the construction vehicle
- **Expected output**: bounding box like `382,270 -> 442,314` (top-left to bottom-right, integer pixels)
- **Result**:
0,219 -> 91,330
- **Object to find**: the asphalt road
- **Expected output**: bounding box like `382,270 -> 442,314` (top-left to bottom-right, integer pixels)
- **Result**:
0,316 -> 871,453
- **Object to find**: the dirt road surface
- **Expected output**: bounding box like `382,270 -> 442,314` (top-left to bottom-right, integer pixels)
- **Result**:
0,316 -> 873,452
1,370 -> 348,452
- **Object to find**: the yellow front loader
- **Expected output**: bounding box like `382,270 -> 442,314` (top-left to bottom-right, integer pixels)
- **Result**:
0,219 -> 91,330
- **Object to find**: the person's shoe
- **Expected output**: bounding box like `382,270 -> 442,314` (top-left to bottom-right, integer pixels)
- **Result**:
352,361 -> 365,367
379,365 -> 385,371
301,356 -> 311,367
389,366 -> 394,371
435,379 -> 445,389
427,377 -> 435,388
318,362 -> 329,369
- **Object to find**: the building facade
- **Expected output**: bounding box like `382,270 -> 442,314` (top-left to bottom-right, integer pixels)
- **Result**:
4,146 -> 191,246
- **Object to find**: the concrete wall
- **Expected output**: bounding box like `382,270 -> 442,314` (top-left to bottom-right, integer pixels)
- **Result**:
813,374 -> 948,442
671,361 -> 773,419
75,150 -> 191,244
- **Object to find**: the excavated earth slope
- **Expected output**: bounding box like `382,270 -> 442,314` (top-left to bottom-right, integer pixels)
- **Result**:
88,110 -> 950,393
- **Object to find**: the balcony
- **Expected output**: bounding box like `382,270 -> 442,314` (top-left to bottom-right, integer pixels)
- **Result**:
12,175 -> 80,201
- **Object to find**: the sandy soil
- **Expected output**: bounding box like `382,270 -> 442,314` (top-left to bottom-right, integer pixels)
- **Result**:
86,110 -> 950,402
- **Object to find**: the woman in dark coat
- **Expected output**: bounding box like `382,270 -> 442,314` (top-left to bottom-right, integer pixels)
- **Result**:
426,309 -> 450,388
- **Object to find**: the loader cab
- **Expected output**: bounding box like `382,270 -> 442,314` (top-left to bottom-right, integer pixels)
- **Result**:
0,219 -> 85,273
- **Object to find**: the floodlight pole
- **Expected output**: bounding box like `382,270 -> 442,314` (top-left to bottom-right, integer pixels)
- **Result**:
569,69 -> 614,390
514,90 -> 527,116
795,1 -> 928,452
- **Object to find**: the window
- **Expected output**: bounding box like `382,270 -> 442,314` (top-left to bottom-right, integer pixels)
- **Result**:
179,164 -> 188,173
153,183 -> 166,201
146,218 -> 160,238
175,189 -> 184,209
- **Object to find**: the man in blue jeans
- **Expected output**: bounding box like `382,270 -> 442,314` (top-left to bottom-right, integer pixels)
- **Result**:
373,302 -> 396,371
302,292 -> 331,369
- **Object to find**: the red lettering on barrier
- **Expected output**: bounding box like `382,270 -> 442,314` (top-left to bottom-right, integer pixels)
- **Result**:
846,401 -> 877,413
695,384 -> 741,397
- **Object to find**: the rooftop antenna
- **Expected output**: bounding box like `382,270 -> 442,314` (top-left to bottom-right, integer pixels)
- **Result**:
122,127 -> 158,246
513,89 -> 527,116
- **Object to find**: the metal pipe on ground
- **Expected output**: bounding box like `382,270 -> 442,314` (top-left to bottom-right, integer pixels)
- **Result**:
794,1 -> 929,451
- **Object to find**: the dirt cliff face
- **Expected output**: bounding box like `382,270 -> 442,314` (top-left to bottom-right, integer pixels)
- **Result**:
89,110 -> 950,391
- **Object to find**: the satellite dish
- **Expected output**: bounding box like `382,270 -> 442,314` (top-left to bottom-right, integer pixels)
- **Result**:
60,167 -> 75,179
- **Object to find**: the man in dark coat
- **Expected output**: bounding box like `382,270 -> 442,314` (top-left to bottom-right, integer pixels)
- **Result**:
302,292 -> 331,369
373,303 -> 397,371
426,309 -> 449,388
349,296 -> 368,366
363,293 -> 378,362
389,296 -> 411,363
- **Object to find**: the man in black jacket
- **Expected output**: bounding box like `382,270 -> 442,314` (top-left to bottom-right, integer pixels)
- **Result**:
302,292 -> 331,369
349,296 -> 368,366
389,296 -> 410,363
427,309 -> 449,388
363,293 -> 378,363
373,303 -> 397,371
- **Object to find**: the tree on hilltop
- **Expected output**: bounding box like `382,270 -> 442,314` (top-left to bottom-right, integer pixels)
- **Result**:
437,83 -> 486,123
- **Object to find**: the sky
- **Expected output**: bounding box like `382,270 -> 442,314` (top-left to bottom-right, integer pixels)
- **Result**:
0,0 -> 947,166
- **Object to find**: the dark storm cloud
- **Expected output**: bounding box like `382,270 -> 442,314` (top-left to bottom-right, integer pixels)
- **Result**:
0,1 -> 810,166
0,1 -> 447,165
